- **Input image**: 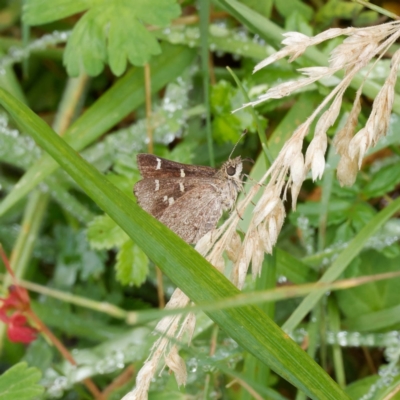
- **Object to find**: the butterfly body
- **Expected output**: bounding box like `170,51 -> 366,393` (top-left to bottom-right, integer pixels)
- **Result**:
134,154 -> 243,243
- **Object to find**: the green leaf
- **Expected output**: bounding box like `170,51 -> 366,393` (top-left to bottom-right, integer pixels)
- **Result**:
354,10 -> 380,26
238,0 -> 273,18
334,222 -> 355,243
212,115 -> 241,143
64,7 -> 108,77
0,119 -> 41,169
116,240 -> 149,286
23,338 -> 53,372
45,177 -> 96,224
315,0 -> 362,26
51,227 -> 106,284
0,362 -> 44,400
345,375 -> 378,399
107,172 -> 139,198
210,80 -> 262,143
24,0 -> 91,25
0,86 -> 351,400
275,249 -> 317,284
338,250 -> 400,327
107,13 -> 160,75
348,202 -> 376,232
273,0 -> 313,21
289,199 -> 352,227
149,391 -> 187,400
362,161 -> 400,199
87,214 -> 129,250
346,374 -> 400,399
27,0 -> 182,76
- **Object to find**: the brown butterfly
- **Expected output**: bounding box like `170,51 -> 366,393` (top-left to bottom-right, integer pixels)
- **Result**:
134,154 -> 243,243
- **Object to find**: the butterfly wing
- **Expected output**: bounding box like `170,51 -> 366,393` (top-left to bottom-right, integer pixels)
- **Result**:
134,178 -> 203,218
137,154 -> 217,178
159,184 -> 223,243
134,154 -> 232,243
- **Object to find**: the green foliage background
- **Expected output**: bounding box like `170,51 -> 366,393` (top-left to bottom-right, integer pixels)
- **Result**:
0,0 -> 400,399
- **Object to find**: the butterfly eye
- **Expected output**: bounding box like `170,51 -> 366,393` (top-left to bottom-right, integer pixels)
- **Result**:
227,166 -> 236,176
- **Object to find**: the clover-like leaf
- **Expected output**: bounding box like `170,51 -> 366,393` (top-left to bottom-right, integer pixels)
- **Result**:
25,0 -> 181,76
25,0 -> 180,76
64,7 -> 108,77
362,161 -> 400,199
0,362 -> 44,400
116,240 -> 149,286
87,214 -> 129,250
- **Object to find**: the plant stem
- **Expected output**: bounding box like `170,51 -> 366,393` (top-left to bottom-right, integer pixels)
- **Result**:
199,0 -> 215,167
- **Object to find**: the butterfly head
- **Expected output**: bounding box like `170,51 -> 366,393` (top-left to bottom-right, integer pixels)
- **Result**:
219,156 -> 243,191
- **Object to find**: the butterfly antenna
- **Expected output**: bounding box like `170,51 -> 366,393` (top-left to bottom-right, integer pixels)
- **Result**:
235,205 -> 244,220
229,129 -> 248,159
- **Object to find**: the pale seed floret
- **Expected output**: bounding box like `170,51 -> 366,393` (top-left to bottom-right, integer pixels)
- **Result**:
290,153 -> 305,186
305,133 -> 327,181
337,154 -> 358,187
251,234 -> 265,279
234,232 -> 254,289
164,346 -> 187,387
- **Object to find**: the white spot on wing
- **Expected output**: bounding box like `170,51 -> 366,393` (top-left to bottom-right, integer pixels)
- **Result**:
168,197 -> 175,205
155,180 -> 160,191
179,182 -> 184,192
163,196 -> 168,202
180,169 -> 185,177
156,158 -> 161,170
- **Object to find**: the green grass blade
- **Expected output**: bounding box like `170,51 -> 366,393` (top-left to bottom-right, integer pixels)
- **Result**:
0,44 -> 195,217
343,304 -> 400,331
0,88 -> 350,400
227,66 -> 272,166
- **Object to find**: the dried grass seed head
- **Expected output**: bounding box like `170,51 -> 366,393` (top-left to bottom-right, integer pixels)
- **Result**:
333,96 -> 361,156
258,224 -> 272,254
233,232 -> 255,288
251,234 -> 265,279
122,359 -> 157,400
347,49 -> 400,168
289,152 -> 306,186
226,231 -> 242,263
254,27 -> 351,73
282,134 -> 305,168
253,195 -> 285,254
165,346 -> 187,387
253,192 -> 281,227
256,202 -> 285,255
349,127 -> 369,168
290,179 -> 302,210
305,133 -> 328,181
181,313 -> 196,345
336,154 -> 358,187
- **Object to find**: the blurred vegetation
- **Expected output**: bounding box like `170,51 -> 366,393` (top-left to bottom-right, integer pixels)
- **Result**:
0,0 -> 400,399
